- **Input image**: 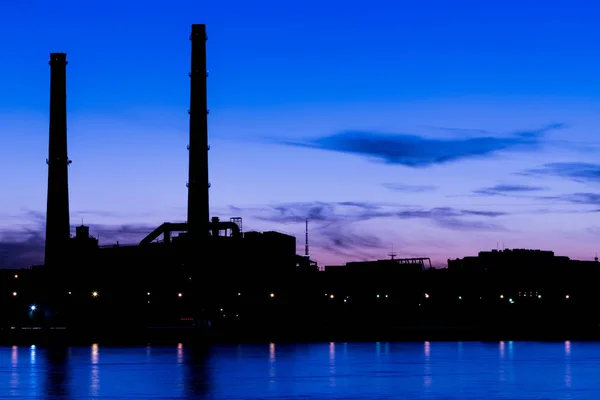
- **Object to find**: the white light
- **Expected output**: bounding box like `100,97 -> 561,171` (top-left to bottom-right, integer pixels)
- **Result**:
12,292 -> 17,297
376,294 -> 380,298
68,292 -> 71,295
270,293 -> 275,298
538,295 -> 542,299
92,291 -> 98,297
344,299 -> 347,303
178,293 -> 183,298
566,295 -> 570,299
458,296 -> 462,300
14,274 -> 18,279
237,293 -> 241,296
424,293 -> 430,299
330,294 -> 334,299
220,308 -> 223,312
30,305 -> 36,311
385,295 -> 388,298
500,294 -> 504,299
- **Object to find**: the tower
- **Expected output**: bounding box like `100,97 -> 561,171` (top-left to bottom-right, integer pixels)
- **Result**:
187,24 -> 210,243
305,219 -> 309,257
44,53 -> 72,266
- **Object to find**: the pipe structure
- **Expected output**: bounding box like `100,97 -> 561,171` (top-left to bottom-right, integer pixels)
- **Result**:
187,24 -> 210,243
139,221 -> 241,246
44,53 -> 72,266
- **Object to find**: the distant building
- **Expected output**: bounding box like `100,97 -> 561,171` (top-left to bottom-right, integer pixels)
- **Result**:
325,257 -> 431,273
448,248 -> 598,274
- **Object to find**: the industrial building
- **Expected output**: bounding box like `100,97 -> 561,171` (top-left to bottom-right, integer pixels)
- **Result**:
2,24 -> 600,341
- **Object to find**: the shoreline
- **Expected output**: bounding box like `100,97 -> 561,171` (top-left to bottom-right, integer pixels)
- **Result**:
2,325 -> 599,346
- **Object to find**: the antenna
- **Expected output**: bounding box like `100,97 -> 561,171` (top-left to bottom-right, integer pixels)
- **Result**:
304,219 -> 309,257
388,245 -> 397,260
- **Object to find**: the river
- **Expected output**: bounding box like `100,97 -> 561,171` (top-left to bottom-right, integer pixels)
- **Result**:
0,341 -> 596,399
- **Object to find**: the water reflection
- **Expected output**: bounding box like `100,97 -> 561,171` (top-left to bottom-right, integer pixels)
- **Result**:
565,341 -> 572,388
29,345 -> 39,398
90,344 -> 99,397
423,341 -> 432,388
45,347 -> 71,399
498,341 -> 506,382
177,343 -> 184,364
183,346 -> 211,399
268,342 -> 276,383
329,342 -> 336,388
10,346 -> 18,397
0,342 -> 598,398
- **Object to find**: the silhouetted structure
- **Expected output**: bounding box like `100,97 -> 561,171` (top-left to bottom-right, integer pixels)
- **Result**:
44,53 -> 71,267
3,24 -> 600,343
187,24 -> 210,245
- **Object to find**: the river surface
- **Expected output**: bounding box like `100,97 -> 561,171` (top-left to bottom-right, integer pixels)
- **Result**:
0,341 -> 597,399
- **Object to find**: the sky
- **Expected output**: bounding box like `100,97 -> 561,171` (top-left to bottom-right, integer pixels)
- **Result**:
1,0 -> 600,268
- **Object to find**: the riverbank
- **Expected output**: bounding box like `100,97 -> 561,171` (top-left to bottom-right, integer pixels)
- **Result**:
2,324 -> 600,345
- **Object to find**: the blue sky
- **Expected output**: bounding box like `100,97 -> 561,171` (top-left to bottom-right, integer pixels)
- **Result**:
1,0 -> 600,268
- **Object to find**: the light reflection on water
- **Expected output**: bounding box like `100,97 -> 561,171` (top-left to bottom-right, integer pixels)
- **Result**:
0,341 -> 598,399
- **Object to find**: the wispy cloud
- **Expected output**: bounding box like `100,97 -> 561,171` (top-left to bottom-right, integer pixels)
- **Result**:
0,211 -> 159,269
523,162 -> 600,184
539,193 -> 600,205
473,184 -> 547,196
250,202 -> 508,231
382,183 -> 437,192
277,123 -> 564,167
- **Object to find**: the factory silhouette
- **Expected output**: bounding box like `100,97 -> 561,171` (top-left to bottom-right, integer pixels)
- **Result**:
2,24 -> 600,343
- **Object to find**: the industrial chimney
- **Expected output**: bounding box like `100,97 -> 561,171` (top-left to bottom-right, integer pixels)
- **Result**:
44,53 -> 71,266
187,24 -> 210,241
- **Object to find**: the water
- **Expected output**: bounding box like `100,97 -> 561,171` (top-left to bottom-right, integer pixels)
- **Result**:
0,341 -> 598,399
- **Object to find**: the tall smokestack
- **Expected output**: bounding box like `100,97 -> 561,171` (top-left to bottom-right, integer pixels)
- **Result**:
44,53 -> 71,266
187,24 -> 210,241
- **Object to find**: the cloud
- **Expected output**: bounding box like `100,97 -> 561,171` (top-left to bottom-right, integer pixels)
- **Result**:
251,202 -> 507,233
315,223 -> 387,261
418,125 -> 492,135
523,162 -> 600,183
382,183 -> 437,192
539,193 -> 600,205
0,211 -> 160,269
473,184 -> 547,196
277,123 -> 564,167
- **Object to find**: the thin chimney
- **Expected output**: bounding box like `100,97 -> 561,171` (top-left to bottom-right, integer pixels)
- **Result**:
44,53 -> 71,266
187,24 -> 210,242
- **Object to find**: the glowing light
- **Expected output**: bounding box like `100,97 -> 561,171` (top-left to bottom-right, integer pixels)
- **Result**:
147,292 -> 150,295
344,299 -> 347,303
14,274 -> 18,279
237,293 -> 241,296
30,305 -> 36,311
458,296 -> 462,300
92,291 -> 98,297
538,295 -> 542,299
376,294 -> 380,298
500,295 -> 504,299
12,292 -> 17,297
566,295 -> 570,299
330,294 -> 334,299
424,293 -> 430,299
178,293 -> 183,298
68,292 -> 71,295
270,293 -> 275,298
385,295 -> 388,298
